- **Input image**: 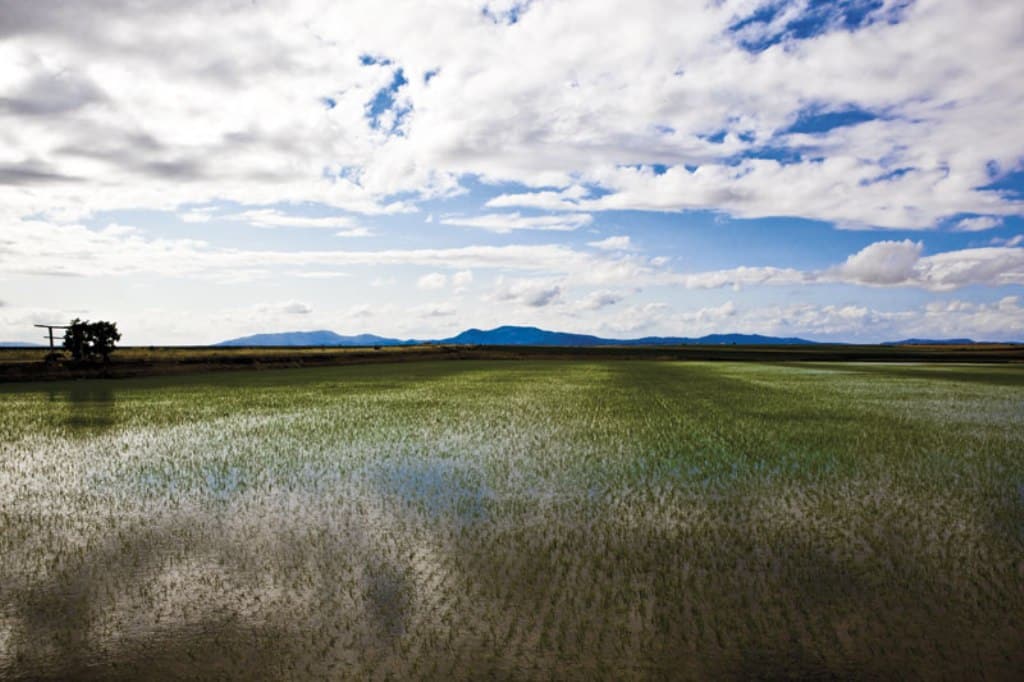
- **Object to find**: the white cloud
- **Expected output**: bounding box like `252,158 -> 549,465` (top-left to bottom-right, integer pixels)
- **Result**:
179,207 -> 217,223
486,185 -> 590,210
745,297 -> 1024,342
226,209 -> 372,235
440,212 -> 592,233
667,266 -> 809,289
6,218 -> 1022,295
410,302 -> 456,318
830,239 -> 924,286
908,247 -> 1024,291
599,302 -> 671,334
257,300 -> 312,315
416,272 -> 448,290
990,234 -> 1023,247
0,219 -> 645,283
953,216 -> 1003,232
335,228 -> 373,238
451,269 -> 474,293
663,241 -> 1024,292
595,296 -> 1024,342
822,240 -> 1024,291
4,0 -> 1017,229
576,290 -> 627,310
292,270 -> 350,279
588,235 -> 634,251
2,2 -> 1023,345
345,304 -> 375,319
492,277 -> 564,307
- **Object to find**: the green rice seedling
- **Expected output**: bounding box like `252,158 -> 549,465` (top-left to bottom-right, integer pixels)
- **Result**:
0,360 -> 1021,679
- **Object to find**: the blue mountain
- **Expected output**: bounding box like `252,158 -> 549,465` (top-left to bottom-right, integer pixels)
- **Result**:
440,326 -> 816,346
217,325 -> 819,347
622,333 -> 816,346
216,330 -> 412,347
881,338 -> 976,345
441,326 -> 608,346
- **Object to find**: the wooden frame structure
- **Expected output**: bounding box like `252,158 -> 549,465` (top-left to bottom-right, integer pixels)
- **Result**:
34,324 -> 71,352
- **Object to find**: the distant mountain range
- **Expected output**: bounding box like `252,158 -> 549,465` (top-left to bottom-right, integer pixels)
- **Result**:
216,326 -> 819,347
8,331 -> 1010,349
880,338 -> 976,346
216,331 -> 415,347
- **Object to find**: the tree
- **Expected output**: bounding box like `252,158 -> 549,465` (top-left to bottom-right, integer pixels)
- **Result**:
88,320 -> 121,361
63,319 -> 121,362
63,318 -> 87,361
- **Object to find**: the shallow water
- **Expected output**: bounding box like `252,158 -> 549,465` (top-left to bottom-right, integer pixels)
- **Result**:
1,361 -> 1022,679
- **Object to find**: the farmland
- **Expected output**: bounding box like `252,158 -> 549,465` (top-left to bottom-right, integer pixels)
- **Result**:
1,360 -> 1022,679
1,342 -> 1021,383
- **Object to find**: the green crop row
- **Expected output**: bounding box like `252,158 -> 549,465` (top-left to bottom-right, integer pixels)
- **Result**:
0,361 -> 1021,679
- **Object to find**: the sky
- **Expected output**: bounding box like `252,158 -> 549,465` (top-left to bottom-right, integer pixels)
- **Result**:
1,0 -> 1022,345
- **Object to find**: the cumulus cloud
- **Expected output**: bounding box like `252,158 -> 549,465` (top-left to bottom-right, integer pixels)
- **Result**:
0,219 -> 650,284
291,270 -> 350,279
663,241 -> 1024,292
830,240 -> 924,286
226,209 -> 371,236
745,297 -> 1024,342
492,278 -> 563,307
821,241 -> 1024,290
179,207 -> 217,223
486,185 -> 590,210
576,290 -> 627,310
953,216 -> 1003,232
599,302 -> 672,334
258,301 -> 312,315
588,236 -> 634,251
345,304 -> 375,319
909,247 -> 1024,291
668,266 -> 809,289
410,302 -> 456,318
3,1 -> 1023,345
990,234 -> 1023,247
9,217 -> 1020,293
452,269 -> 474,293
0,0 -> 1019,229
593,296 -> 1024,343
416,272 -> 447,290
440,212 -> 592,233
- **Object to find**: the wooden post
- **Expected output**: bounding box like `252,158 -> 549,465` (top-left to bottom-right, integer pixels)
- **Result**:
34,324 -> 71,352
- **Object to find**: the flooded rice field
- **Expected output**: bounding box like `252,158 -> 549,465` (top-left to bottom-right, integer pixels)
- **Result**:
1,360 -> 1022,679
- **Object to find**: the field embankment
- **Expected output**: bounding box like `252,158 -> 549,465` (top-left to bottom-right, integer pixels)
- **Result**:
1,342 -> 1022,383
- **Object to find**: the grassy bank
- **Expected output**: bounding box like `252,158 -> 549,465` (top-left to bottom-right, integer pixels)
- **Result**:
1,342 -> 1022,383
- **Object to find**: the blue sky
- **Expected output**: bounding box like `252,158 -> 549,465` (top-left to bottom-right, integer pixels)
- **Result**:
1,0 -> 1022,344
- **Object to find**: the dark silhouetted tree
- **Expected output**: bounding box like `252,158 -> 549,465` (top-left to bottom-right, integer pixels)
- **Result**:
63,319 -> 121,362
63,318 -> 87,361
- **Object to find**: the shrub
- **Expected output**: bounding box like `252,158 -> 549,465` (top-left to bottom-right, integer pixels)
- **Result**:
63,319 -> 122,362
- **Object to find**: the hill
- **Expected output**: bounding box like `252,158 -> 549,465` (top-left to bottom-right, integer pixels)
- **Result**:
441,326 -> 608,346
216,330 -> 411,347
882,338 -> 976,346
218,325 -> 818,347
620,333 -> 817,346
439,326 -> 816,346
